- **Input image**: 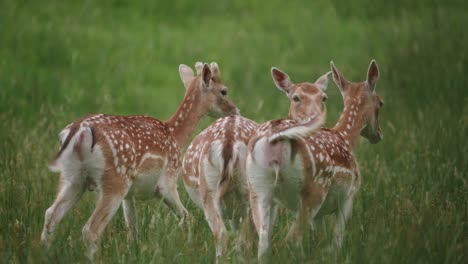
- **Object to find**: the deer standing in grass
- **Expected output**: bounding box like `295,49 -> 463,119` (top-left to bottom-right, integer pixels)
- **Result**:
182,66 -> 331,260
247,60 -> 383,259
40,62 -> 239,259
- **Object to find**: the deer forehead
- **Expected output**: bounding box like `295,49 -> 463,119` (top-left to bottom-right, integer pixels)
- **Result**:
291,83 -> 323,98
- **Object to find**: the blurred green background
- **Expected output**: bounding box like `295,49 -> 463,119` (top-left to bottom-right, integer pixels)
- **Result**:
0,0 -> 466,263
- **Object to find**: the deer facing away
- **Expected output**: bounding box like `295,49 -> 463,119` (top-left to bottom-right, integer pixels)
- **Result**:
182,67 -> 331,260
40,62 -> 239,259
246,60 -> 383,259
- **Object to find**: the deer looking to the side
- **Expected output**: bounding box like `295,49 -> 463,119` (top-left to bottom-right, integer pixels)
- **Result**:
247,60 -> 383,260
182,67 -> 331,261
40,62 -> 239,259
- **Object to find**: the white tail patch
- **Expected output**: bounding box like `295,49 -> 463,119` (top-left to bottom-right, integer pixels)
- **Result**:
268,114 -> 323,143
48,126 -> 94,172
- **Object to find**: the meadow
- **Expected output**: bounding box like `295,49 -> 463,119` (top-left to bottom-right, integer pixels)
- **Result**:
0,0 -> 466,263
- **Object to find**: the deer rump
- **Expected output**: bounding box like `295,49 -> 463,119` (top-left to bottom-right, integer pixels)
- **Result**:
200,140 -> 249,212
248,117 -> 323,211
48,123 -> 107,191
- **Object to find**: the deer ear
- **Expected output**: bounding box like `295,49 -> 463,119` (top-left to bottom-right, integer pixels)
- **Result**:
330,61 -> 348,95
315,71 -> 332,91
210,62 -> 220,78
202,63 -> 212,87
195,62 -> 204,75
367,60 -> 379,91
179,64 -> 194,89
271,67 -> 293,94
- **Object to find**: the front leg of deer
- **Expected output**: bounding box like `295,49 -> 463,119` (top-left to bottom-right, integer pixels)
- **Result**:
286,202 -> 309,245
156,171 -> 189,224
123,198 -> 137,241
333,196 -> 353,248
238,208 -> 256,254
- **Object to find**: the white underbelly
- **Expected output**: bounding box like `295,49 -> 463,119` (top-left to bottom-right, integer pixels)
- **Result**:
126,170 -> 163,199
274,162 -> 305,211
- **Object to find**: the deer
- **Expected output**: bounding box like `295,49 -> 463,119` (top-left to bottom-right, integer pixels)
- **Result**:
246,60 -> 383,260
40,62 -> 239,259
182,66 -> 332,261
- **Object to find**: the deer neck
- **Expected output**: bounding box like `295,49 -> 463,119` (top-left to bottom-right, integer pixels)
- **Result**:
333,96 -> 368,149
166,84 -> 205,147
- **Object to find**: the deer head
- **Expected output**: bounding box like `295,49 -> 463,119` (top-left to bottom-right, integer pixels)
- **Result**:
271,67 -> 331,123
179,62 -> 239,118
331,60 -> 383,144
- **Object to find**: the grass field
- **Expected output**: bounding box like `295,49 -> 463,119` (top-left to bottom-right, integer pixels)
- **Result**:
0,0 -> 467,263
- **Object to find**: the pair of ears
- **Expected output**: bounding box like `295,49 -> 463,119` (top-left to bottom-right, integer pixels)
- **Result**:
331,60 -> 379,93
272,68 -> 332,94
272,60 -> 379,95
179,62 -> 220,89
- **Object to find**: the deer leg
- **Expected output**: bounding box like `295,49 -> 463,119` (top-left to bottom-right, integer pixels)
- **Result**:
333,196 -> 353,248
41,176 -> 85,248
81,169 -> 129,260
286,202 -> 310,244
202,190 -> 228,261
256,191 -> 276,261
82,192 -> 125,260
122,198 -> 137,241
238,207 -> 256,255
156,173 -> 188,223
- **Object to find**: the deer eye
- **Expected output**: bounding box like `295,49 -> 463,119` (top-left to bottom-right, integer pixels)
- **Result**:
221,89 -> 227,96
292,95 -> 300,102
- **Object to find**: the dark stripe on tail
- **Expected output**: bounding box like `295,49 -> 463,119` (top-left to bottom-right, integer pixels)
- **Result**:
52,125 -> 80,163
90,126 -> 96,152
219,119 -> 235,187
51,124 -> 96,164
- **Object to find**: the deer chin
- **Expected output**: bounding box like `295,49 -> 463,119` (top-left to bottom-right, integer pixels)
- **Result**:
207,107 -> 239,118
303,113 -> 318,124
360,125 -> 382,144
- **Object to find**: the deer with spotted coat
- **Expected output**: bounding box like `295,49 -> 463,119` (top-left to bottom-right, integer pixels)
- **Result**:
182,66 -> 332,260
40,62 -> 239,259
247,60 -> 383,260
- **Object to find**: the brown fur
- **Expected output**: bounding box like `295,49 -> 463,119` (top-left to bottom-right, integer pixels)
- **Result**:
42,62 -> 239,259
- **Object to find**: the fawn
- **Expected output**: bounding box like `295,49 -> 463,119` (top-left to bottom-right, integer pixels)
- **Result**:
40,62 -> 238,259
182,66 -> 331,260
247,60 -> 383,259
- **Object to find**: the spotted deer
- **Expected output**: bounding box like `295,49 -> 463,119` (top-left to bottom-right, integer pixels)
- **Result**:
182,67 -> 331,260
40,62 -> 239,259
247,60 -> 383,259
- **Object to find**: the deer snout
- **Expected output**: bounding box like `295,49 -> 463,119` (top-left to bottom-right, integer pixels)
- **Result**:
368,128 -> 383,144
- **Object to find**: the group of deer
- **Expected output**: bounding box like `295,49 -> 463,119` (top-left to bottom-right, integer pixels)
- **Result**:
41,60 -> 384,261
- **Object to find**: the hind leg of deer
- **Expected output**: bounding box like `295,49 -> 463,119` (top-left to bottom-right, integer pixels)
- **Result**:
333,196 -> 353,248
82,171 -> 129,260
256,190 -> 276,261
41,176 -> 85,248
82,192 -> 125,260
202,190 -> 228,261
123,198 -> 137,241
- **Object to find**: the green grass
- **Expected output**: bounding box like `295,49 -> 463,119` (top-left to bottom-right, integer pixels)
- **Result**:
0,0 -> 466,263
